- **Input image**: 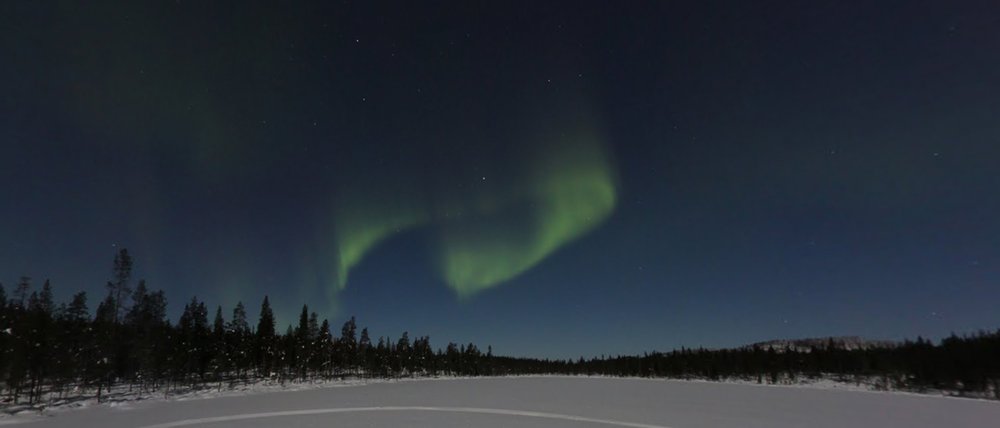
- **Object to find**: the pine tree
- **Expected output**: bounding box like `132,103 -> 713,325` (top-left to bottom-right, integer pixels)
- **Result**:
174,299 -> 193,381
5,283 -> 30,402
91,293 -> 117,400
376,337 -> 388,377
281,325 -> 295,377
295,306 -> 309,338
292,305 -> 310,376
228,302 -> 251,379
397,332 -> 411,375
123,281 -> 147,383
339,317 -> 357,374
13,276 -> 30,310
305,312 -> 319,378
144,289 -> 169,381
193,301 -> 210,379
359,327 -> 372,377
54,292 -> 90,391
109,249 -> 133,324
230,302 -> 250,333
175,297 -> 211,381
307,312 -> 319,341
445,342 -> 460,375
256,296 -> 276,338
36,280 -> 54,315
25,284 -> 55,403
213,306 -> 225,336
255,296 -> 276,377
317,320 -> 333,376
212,305 -> 227,379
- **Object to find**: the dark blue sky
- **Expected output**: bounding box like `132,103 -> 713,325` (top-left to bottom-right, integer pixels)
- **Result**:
2,1 -> 999,358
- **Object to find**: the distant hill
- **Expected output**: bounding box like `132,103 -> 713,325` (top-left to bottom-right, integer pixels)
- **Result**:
746,336 -> 897,353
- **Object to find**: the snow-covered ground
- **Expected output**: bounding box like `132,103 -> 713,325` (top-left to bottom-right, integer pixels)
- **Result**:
5,376 -> 999,427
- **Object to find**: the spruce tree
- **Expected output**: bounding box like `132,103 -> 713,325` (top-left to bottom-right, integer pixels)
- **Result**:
307,312 -> 319,341
6,287 -> 29,402
25,286 -> 54,403
339,317 -> 357,374
55,292 -> 90,390
193,301 -> 210,379
228,301 -> 251,379
91,293 -> 117,400
317,319 -> 333,376
255,296 -> 276,376
109,249 -> 133,324
256,296 -> 276,338
212,305 -> 227,379
359,327 -> 372,374
292,305 -> 310,375
13,276 -> 30,310
397,332 -> 411,374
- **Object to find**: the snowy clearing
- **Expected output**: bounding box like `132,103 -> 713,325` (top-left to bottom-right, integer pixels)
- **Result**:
6,377 -> 999,427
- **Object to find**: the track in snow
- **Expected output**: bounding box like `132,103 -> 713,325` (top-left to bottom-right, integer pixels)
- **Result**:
139,406 -> 671,428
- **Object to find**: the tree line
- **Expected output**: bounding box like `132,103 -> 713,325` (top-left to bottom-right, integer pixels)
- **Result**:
502,332 -> 1000,398
0,250 -> 500,405
1,249 -> 997,405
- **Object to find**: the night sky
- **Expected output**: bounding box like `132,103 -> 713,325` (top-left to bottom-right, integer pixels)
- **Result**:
2,2 -> 999,359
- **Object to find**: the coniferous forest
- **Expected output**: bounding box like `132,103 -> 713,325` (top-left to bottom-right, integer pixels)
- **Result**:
1,250 -> 998,406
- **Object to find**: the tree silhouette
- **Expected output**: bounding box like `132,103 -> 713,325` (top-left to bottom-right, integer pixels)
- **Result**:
0,250 -> 997,403
228,302 -> 251,379
109,249 -> 133,324
255,296 -> 276,377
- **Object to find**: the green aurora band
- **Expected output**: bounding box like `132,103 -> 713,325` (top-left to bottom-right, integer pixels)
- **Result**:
334,196 -> 429,288
437,134 -> 617,296
333,130 -> 618,297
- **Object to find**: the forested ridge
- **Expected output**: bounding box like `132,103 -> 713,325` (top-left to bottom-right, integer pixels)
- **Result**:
2,250 -> 998,406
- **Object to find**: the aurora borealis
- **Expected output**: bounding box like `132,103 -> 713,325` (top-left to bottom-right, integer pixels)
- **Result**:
2,2 -> 1000,359
437,133 -> 617,296
334,125 -> 617,296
